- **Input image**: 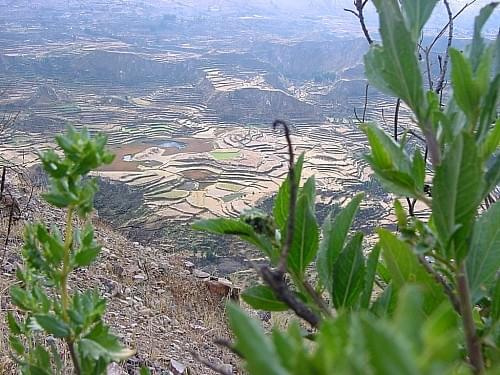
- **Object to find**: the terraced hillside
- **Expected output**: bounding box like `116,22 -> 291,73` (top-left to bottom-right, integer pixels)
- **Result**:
0,0 -> 431,252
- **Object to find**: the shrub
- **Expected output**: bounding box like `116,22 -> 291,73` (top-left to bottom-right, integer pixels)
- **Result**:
7,127 -> 134,374
194,1 -> 500,374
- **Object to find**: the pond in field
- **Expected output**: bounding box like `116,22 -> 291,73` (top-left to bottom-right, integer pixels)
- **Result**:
158,140 -> 187,149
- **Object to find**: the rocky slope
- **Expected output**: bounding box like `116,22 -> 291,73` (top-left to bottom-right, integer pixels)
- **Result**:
0,169 -> 240,374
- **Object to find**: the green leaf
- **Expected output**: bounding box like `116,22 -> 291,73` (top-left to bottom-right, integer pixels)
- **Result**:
378,229 -> 445,314
492,277 -> 500,323
365,0 -> 425,117
227,304 -> 288,375
287,187 -> 319,277
394,286 -> 425,354
419,303 -> 461,374
26,366 -> 51,375
360,314 -> 419,375
362,124 -> 422,198
273,153 -> 305,231
9,335 -> 25,355
80,322 -> 135,362
467,2 -> 499,72
242,285 -> 289,312
394,200 -> 408,228
317,193 -> 363,294
433,133 -> 484,260
412,149 -> 425,191
34,314 -> 70,337
371,284 -> 396,317
271,329 -> 295,371
74,247 -> 100,267
10,286 -> 32,311
33,345 -> 51,370
401,0 -> 438,43
192,218 -> 274,259
466,200 -> 500,303
484,153 -> 500,198
480,119 -> 500,160
360,244 -> 381,309
140,368 -> 152,375
7,312 -> 22,335
450,49 -> 480,121
331,232 -> 365,309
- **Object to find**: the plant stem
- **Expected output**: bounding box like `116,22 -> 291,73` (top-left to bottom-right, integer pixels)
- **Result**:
66,339 -> 81,375
61,207 -> 74,319
456,263 -> 484,374
60,207 -> 82,375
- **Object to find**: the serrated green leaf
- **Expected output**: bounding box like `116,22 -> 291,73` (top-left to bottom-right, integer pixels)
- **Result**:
34,314 -> 70,338
433,133 -> 484,260
331,232 -> 365,309
242,285 -> 288,312
227,304 -> 288,375
467,200 -> 500,303
317,193 -> 363,295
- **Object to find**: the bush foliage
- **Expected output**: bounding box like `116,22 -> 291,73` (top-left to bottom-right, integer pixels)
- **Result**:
194,1 -> 500,374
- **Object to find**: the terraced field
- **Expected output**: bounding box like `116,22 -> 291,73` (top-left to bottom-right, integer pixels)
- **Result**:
0,0 -> 434,250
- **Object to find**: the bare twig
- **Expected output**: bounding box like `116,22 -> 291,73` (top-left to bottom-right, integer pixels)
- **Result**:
273,120 -> 297,273
394,98 -> 401,141
435,0 -> 453,94
362,84 -> 369,122
344,0 -> 373,45
191,351 -> 233,375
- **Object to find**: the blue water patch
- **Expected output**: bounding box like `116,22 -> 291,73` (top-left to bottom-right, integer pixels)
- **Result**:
158,140 -> 186,149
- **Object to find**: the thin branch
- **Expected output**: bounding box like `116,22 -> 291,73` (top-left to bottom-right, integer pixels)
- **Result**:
362,84 -> 369,122
457,263 -> 485,374
435,0 -> 453,94
418,255 -> 460,313
344,0 -> 373,45
273,120 -> 296,273
394,98 -> 401,141
302,279 -> 331,317
261,266 -> 320,328
191,351 -> 233,375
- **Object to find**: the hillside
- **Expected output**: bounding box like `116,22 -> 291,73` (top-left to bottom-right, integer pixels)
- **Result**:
0,170 -> 240,374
